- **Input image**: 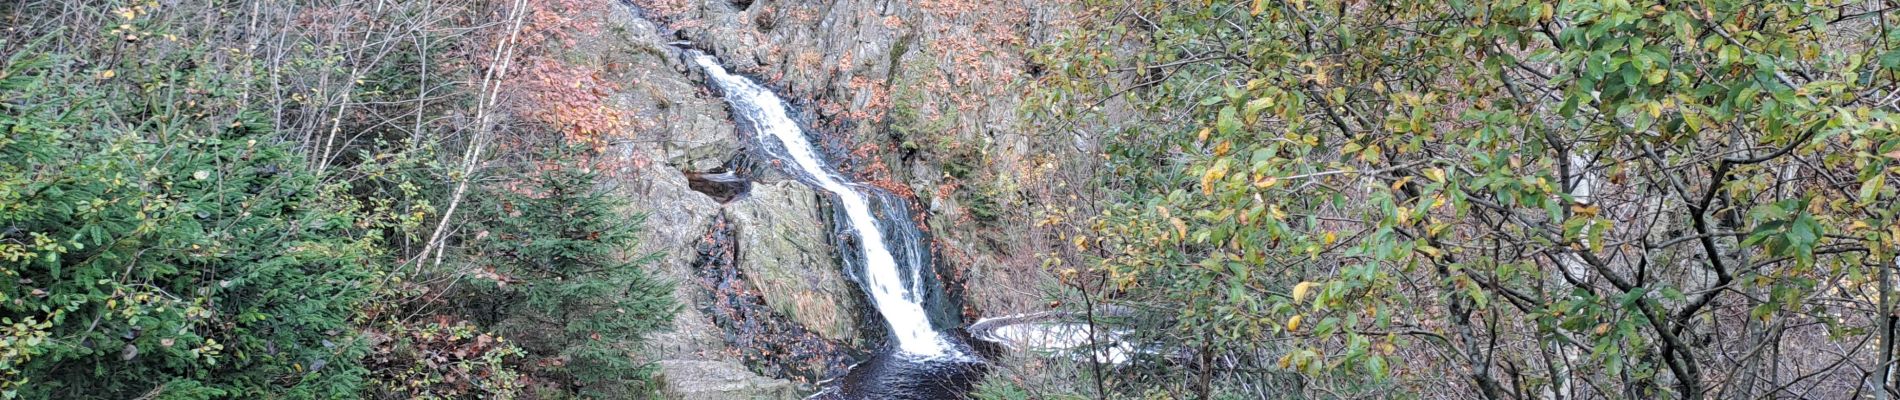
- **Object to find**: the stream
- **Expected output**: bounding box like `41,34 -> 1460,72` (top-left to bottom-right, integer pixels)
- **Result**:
690,52 -> 987,398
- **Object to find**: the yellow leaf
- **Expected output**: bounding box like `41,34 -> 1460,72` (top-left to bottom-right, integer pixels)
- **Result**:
1251,0 -> 1268,15
99,69 -> 116,79
1292,281 -> 1318,304
1254,175 -> 1279,189
1201,163 -> 1229,195
1197,127 -> 1211,143
1322,231 -> 1337,245
1391,176 -> 1414,192
1286,314 -> 1304,331
1424,167 -> 1446,183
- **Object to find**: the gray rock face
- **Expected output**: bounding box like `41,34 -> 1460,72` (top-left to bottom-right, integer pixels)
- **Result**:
604,0 -> 1090,393
651,0 -> 1078,320
657,360 -> 800,400
593,2 -> 864,391
726,180 -> 861,344
595,3 -> 735,363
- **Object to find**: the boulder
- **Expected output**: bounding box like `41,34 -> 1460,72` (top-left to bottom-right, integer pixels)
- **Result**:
726,180 -> 862,344
657,360 -> 799,400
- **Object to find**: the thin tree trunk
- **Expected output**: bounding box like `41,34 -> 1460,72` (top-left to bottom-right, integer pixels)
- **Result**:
415,0 -> 530,271
1878,254 -> 1894,400
1078,276 -> 1108,400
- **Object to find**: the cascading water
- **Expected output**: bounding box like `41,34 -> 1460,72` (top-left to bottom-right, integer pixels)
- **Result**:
689,53 -> 960,360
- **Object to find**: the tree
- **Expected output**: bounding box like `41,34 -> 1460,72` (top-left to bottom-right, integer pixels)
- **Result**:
1030,0 -> 1900,398
0,49 -> 379,399
464,147 -> 675,398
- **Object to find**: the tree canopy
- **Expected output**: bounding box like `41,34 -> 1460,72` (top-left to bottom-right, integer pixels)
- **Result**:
1026,0 -> 1900,398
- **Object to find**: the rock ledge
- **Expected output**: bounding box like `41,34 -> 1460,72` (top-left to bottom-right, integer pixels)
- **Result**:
658,360 -> 799,400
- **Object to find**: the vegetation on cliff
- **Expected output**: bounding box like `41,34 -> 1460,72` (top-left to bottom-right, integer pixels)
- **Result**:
1013,0 -> 1900,398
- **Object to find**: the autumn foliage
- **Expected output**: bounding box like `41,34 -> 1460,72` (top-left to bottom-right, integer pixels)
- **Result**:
364,319 -> 527,399
503,0 -> 636,151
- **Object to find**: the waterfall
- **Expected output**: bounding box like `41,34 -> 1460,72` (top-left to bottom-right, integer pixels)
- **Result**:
690,53 -> 956,359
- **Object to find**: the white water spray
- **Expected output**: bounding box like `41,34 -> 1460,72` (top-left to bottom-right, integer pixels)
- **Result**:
692,54 -> 953,358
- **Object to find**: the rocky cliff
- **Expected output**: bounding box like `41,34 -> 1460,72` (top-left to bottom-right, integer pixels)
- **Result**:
575,0 -> 1087,396
641,0 -> 1079,321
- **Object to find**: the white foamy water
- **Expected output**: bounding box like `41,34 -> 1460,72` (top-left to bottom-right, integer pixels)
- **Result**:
970,312 -> 1139,364
692,54 -> 952,358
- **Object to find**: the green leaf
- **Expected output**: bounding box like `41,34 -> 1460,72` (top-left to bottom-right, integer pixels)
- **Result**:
1882,49 -> 1900,70
1243,96 -> 1275,123
1217,105 -> 1241,136
1645,68 -> 1666,85
1366,355 -> 1389,381
1860,173 -> 1885,204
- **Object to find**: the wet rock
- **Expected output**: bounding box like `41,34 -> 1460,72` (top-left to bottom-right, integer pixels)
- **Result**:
657,360 -> 799,400
726,180 -> 862,345
684,170 -> 750,203
691,213 -> 857,385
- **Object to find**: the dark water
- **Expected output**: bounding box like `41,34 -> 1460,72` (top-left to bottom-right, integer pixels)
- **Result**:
811,350 -> 990,399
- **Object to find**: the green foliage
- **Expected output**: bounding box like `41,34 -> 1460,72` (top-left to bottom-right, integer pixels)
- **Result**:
465,148 -> 676,399
0,47 -> 377,398
1033,0 -> 1900,398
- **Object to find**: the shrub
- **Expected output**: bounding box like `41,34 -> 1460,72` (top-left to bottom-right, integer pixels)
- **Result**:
0,48 -> 378,398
